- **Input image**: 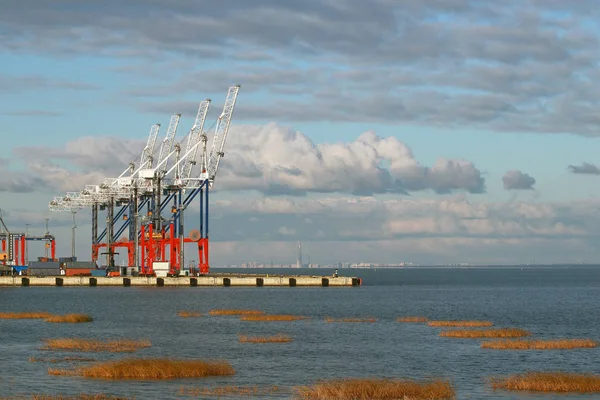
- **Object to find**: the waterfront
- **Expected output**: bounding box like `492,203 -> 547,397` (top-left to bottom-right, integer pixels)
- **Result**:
1,266 -> 599,399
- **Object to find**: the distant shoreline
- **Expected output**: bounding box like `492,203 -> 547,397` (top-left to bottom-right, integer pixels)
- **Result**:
213,264 -> 600,269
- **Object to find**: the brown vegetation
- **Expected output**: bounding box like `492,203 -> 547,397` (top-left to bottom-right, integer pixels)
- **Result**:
29,356 -> 97,363
428,320 -> 493,327
482,338 -> 598,350
325,317 -> 377,323
177,311 -> 202,318
45,314 -> 93,323
48,358 -> 235,380
295,378 -> 455,399
240,314 -> 308,321
0,312 -> 54,319
238,334 -> 293,343
440,328 -> 530,338
397,316 -> 428,323
209,309 -> 264,316
179,385 -> 282,397
491,372 -> 600,393
42,338 -> 151,353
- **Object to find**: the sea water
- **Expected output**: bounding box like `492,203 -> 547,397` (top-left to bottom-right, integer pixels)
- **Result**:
1,265 -> 599,399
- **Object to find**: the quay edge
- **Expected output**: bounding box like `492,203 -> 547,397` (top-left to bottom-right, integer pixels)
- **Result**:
0,275 -> 363,287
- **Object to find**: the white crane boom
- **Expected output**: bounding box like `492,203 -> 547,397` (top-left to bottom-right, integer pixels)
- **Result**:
162,86 -> 239,183
180,99 -> 211,181
142,124 -> 161,169
205,84 -> 240,185
156,114 -> 181,176
49,123 -> 161,211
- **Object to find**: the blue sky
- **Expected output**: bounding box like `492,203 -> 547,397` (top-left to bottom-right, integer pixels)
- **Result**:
1,1 -> 600,265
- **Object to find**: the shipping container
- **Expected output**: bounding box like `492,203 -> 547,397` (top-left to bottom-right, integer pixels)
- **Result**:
29,261 -> 61,269
28,268 -> 61,276
65,268 -> 92,276
65,261 -> 97,269
59,257 -> 77,263
90,269 -> 107,277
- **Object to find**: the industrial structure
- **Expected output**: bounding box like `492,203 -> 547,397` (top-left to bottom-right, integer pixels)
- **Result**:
0,211 -> 56,267
48,85 -> 241,276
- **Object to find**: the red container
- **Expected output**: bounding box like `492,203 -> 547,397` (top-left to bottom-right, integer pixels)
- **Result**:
65,268 -> 92,276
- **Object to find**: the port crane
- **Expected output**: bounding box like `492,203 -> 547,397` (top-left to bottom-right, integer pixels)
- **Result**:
49,85 -> 240,276
0,210 -> 56,266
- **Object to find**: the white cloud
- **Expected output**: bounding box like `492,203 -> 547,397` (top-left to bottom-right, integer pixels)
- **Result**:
216,124 -> 485,195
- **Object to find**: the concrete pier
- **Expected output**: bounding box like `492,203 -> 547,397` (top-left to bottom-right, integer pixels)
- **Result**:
0,274 -> 362,288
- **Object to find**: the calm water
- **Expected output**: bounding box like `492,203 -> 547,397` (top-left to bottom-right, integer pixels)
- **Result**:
1,265 -> 600,399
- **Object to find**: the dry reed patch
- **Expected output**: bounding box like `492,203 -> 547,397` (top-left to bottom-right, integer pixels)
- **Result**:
491,372 -> 600,393
325,317 -> 377,323
209,309 -> 264,316
179,385 -> 282,397
29,356 -> 97,363
42,338 -> 151,353
0,312 -> 54,319
440,328 -> 530,338
240,314 -> 308,321
428,320 -> 493,327
177,311 -> 202,318
295,378 -> 455,399
48,358 -> 235,380
45,314 -> 93,323
482,338 -> 597,350
238,334 -> 293,343
397,316 -> 428,323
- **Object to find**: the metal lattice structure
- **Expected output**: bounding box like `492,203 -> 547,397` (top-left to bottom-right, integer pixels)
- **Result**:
48,85 -> 241,275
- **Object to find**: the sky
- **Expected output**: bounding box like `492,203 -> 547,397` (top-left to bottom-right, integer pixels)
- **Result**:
1,0 -> 600,266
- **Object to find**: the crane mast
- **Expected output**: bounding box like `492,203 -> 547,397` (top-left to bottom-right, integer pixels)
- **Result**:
205,85 -> 240,186
47,85 -> 240,275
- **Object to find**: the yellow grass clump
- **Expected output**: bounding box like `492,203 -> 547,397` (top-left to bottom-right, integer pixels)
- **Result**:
42,338 -> 151,353
209,309 -> 265,316
238,334 -> 293,343
325,317 -> 377,323
491,372 -> 600,393
0,312 -> 54,319
397,316 -> 428,323
179,385 -> 282,397
45,314 -> 93,323
482,338 -> 597,350
428,320 -> 493,327
440,328 -> 530,338
48,358 -> 235,380
240,314 -> 308,321
177,311 -> 202,318
30,356 -> 97,363
295,378 -> 455,399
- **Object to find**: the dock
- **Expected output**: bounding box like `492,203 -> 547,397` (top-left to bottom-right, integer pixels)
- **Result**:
0,274 -> 362,287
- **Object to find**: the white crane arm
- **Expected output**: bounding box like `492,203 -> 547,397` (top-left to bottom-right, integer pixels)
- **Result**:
156,114 -> 181,175
141,124 -> 161,169
180,99 -> 211,180
205,84 -> 240,184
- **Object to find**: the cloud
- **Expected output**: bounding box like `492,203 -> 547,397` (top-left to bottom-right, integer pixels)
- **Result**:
568,162 -> 600,175
12,136 -> 146,192
0,73 -> 98,94
9,124 -> 484,196
216,124 -> 485,195
200,195 -> 599,264
0,110 -> 63,117
502,170 -> 536,190
1,2 -> 600,134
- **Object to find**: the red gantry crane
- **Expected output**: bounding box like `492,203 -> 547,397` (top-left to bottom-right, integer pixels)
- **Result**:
49,85 -> 240,276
